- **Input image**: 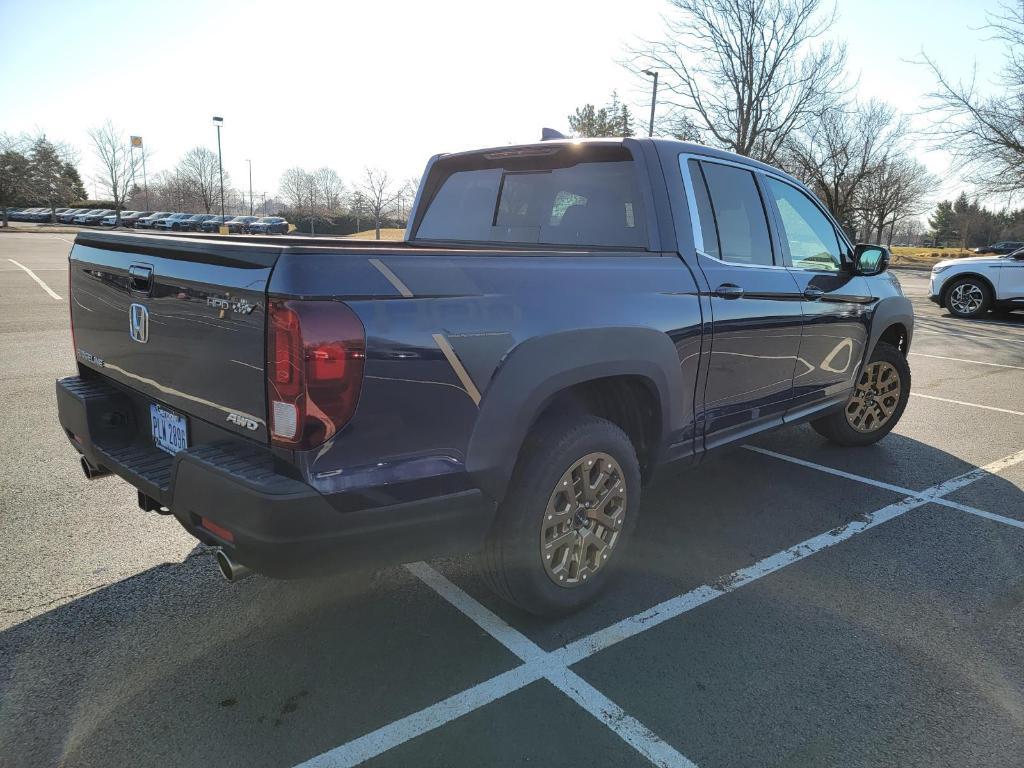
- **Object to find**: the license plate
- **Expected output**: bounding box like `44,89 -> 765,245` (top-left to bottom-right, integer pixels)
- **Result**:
150,404 -> 188,455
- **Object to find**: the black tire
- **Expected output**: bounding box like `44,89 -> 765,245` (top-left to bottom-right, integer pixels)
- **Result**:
944,276 -> 993,318
481,415 -> 641,617
811,341 -> 911,447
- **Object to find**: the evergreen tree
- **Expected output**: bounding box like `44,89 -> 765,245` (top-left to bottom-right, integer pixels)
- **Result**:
27,137 -> 83,217
620,104 -> 635,138
61,162 -> 87,202
928,200 -> 956,244
0,143 -> 30,227
568,92 -> 636,137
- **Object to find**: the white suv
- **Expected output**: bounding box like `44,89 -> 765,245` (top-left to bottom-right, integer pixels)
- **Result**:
929,249 -> 1024,317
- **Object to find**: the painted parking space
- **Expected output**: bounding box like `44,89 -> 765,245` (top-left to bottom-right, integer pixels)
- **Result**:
571,505 -> 1024,768
1,242 -> 1023,768
432,450 -> 905,652
749,400 -> 1024,492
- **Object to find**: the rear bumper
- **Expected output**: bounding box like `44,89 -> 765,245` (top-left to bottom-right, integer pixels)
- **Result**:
57,375 -> 497,578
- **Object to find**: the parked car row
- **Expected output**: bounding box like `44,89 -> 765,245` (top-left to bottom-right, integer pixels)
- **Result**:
971,240 -> 1024,255
4,206 -> 291,234
6,207 -> 76,222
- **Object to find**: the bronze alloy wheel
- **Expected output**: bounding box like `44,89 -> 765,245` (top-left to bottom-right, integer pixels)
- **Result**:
540,452 -> 626,587
846,360 -> 902,433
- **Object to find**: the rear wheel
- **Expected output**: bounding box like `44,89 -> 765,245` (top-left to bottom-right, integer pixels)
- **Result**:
945,277 -> 992,318
811,341 -> 910,447
481,415 -> 641,616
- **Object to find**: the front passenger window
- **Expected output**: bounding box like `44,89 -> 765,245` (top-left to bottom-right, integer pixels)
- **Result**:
765,178 -> 842,272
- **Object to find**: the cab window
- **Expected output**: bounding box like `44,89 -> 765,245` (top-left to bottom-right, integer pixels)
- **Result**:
688,159 -> 774,266
764,177 -> 842,272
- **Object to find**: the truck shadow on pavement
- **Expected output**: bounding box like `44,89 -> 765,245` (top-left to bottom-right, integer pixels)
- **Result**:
1,431 -> 1022,768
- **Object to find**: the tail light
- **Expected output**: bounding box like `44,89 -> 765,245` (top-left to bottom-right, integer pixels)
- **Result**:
266,299 -> 365,449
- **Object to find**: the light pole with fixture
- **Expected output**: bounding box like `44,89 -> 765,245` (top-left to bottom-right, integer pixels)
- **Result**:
212,116 -> 226,227
642,70 -> 658,137
131,136 -> 149,209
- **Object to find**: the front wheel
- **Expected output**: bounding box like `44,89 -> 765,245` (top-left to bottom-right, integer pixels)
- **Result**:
481,415 -> 641,616
811,341 -> 911,447
945,277 -> 992,318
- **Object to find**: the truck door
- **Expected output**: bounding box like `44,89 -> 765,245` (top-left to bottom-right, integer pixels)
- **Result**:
684,158 -> 805,449
759,176 -> 873,412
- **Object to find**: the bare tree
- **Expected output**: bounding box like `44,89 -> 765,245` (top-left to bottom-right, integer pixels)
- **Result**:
279,167 -> 312,214
88,120 -> 141,223
350,190 -> 367,233
856,155 -> 935,245
359,167 -> 400,240
312,167 -> 346,214
148,169 -> 191,212
629,0 -> 846,163
396,176 -> 420,225
784,100 -> 907,232
176,147 -> 223,213
921,2 -> 1024,197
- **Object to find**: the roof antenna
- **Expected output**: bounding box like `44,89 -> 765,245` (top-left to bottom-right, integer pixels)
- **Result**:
541,127 -> 568,141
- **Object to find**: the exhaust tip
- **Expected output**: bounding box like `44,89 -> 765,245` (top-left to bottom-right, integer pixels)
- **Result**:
215,548 -> 252,583
80,456 -> 110,480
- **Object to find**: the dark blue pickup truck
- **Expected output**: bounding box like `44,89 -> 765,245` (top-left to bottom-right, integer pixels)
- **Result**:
57,138 -> 912,615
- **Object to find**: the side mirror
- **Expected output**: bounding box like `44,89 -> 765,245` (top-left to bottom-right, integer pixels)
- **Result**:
852,243 -> 890,276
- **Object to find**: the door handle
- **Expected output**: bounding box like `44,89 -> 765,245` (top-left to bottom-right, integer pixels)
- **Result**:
128,264 -> 153,294
714,283 -> 744,299
803,286 -> 824,300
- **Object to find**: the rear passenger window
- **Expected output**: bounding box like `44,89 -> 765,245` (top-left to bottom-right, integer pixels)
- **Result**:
695,160 -> 774,266
687,160 -> 719,259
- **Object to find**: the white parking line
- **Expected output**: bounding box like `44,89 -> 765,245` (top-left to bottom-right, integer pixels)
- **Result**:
407,562 -> 697,768
6,258 -> 62,300
910,392 -> 1024,416
556,495 -> 921,666
910,352 -> 1024,371
296,666 -> 544,768
543,666 -> 698,768
295,446 -> 1024,768
743,445 -> 919,496
744,445 -> 1024,530
914,330 -> 1024,347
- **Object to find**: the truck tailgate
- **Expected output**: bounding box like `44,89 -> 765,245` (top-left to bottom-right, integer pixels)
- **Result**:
69,233 -> 280,443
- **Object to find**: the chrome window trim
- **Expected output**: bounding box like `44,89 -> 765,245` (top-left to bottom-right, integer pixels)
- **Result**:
679,152 -> 855,268
678,153 -> 791,271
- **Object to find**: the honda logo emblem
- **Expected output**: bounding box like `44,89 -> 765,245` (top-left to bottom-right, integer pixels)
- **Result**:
129,303 -> 149,344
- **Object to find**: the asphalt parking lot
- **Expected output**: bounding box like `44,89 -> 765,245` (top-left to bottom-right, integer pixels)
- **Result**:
1,231 -> 1022,768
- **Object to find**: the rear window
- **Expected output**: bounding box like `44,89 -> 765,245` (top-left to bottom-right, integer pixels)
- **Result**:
416,149 -> 647,248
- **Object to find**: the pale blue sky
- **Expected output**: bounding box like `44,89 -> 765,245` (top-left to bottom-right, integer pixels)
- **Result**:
0,0 -> 1008,203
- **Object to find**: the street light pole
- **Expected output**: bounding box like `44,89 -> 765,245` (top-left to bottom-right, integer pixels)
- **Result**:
212,116 -> 225,220
309,178 -> 315,236
246,159 -> 253,216
642,70 -> 658,137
